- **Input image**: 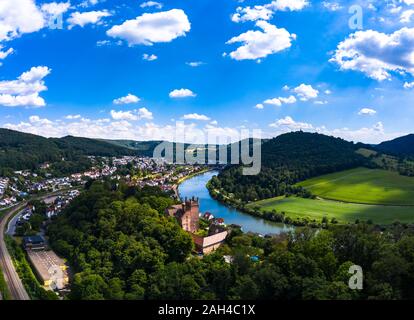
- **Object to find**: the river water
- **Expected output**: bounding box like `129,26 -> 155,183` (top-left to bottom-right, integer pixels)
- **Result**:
178,171 -> 293,235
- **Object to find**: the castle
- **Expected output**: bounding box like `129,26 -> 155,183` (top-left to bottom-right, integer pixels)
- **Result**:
166,197 -> 200,233
166,197 -> 228,254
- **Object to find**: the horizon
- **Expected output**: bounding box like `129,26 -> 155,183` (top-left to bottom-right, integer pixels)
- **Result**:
1,1 -> 414,144
1,126 -> 405,146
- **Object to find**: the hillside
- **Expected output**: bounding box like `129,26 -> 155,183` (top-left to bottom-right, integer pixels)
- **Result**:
0,129 -> 137,173
208,131 -> 367,202
376,134 -> 414,157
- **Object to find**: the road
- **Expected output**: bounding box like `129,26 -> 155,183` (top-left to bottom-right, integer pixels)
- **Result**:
0,189 -> 78,300
0,202 -> 30,300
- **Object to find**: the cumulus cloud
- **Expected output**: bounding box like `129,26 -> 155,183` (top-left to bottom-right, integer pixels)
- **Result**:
110,107 -> 153,121
67,10 -> 112,29
255,103 -> 264,109
232,6 -> 275,23
231,0 -> 309,23
106,9 -> 190,46
182,113 -> 211,121
143,53 -> 158,61
140,1 -> 163,9
263,95 -> 296,106
400,9 -> 414,23
358,108 -> 377,115
321,1 -> 343,11
169,88 -> 196,98
0,66 -> 51,107
226,20 -> 295,61
269,116 -> 313,130
0,0 -> 45,43
293,84 -> 319,101
113,93 -> 140,105
331,28 -> 414,81
41,2 -> 71,16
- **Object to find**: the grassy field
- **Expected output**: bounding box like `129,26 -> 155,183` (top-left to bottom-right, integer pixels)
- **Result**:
297,167 -> 414,206
248,167 -> 414,225
249,196 -> 414,224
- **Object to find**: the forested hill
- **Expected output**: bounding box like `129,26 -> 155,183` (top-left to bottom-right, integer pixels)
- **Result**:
209,131 -> 367,202
376,134 -> 414,157
0,129 -> 136,173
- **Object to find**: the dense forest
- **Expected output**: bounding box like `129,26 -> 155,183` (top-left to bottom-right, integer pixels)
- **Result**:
209,132 -> 367,203
0,129 -> 136,175
46,181 -> 414,300
376,134 -> 414,157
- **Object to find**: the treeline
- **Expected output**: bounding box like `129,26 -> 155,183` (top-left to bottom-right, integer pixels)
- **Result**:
0,129 -> 137,175
47,182 -> 414,299
209,132 -> 366,203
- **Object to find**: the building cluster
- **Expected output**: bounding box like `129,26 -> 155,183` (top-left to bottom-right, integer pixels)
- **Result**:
23,236 -> 69,292
166,198 -> 228,254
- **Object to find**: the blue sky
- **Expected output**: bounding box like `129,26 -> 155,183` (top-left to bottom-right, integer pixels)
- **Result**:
1,0 -> 414,143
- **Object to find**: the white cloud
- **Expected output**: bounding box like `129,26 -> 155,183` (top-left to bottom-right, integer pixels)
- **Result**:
110,107 -> 153,121
113,93 -> 140,105
67,10 -> 111,29
267,117 -> 400,144
41,2 -> 71,16
226,20 -> 295,61
255,103 -> 264,109
321,1 -> 343,11
65,114 -> 81,120
143,53 -> 158,61
401,9 -> 414,23
279,95 -> 297,104
331,28 -> 414,81
293,83 -> 319,101
186,61 -> 204,67
140,1 -> 163,9
182,113 -> 211,121
29,115 -> 52,125
270,0 -> 309,11
231,0 -> 309,22
269,116 -> 313,130
169,88 -> 196,98
0,66 -> 51,107
404,81 -> 414,88
232,5 -> 275,23
106,9 -> 190,46
264,98 -> 282,106
0,0 -> 45,43
314,100 -> 328,105
264,95 -> 297,106
358,107 -> 377,115
0,46 -> 13,61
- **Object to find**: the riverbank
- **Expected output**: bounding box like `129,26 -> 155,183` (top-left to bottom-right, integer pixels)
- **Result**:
206,181 -> 329,228
178,171 -> 291,235
174,168 -> 212,200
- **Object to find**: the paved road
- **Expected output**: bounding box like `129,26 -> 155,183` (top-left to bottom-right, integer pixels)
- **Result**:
0,202 -> 30,300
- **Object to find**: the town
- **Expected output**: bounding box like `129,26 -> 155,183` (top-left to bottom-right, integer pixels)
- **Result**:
0,156 -> 209,210
1,155 -> 224,298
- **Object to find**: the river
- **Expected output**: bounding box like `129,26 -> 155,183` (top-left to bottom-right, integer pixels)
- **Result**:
178,171 -> 293,235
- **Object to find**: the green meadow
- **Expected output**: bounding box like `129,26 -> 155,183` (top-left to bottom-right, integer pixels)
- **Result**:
297,167 -> 414,206
249,168 -> 414,224
249,196 -> 414,224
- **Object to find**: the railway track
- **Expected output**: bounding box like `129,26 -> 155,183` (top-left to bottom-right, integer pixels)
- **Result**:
0,203 -> 30,300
